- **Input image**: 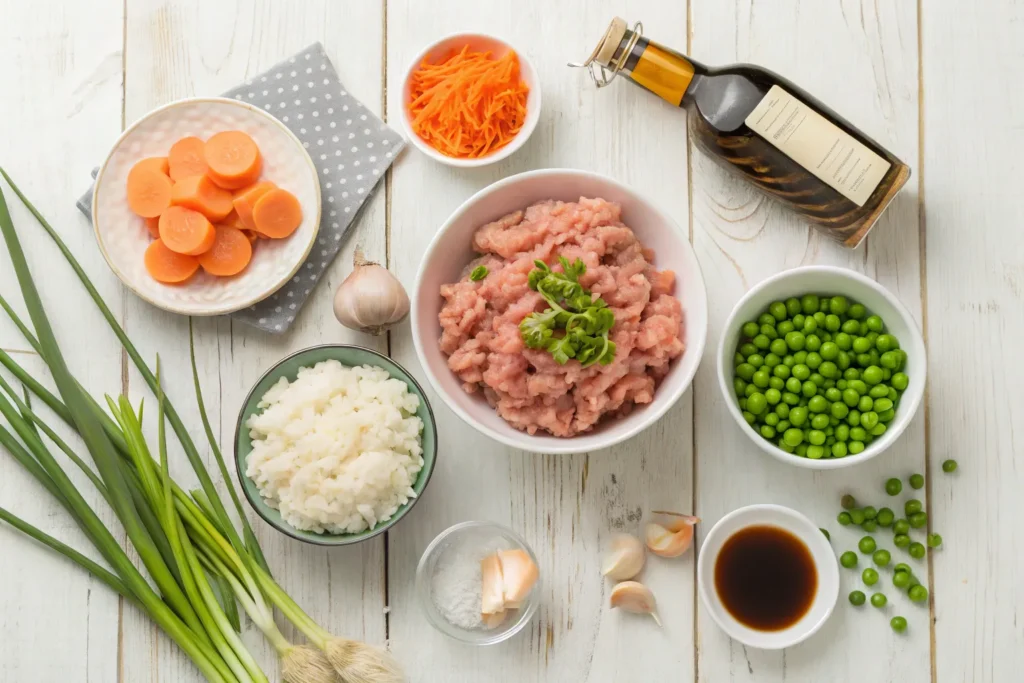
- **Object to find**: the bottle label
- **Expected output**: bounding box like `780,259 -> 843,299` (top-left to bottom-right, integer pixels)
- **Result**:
630,43 -> 694,106
744,85 -> 890,207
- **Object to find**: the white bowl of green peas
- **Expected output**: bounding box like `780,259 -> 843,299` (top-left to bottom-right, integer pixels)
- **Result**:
717,266 -> 926,469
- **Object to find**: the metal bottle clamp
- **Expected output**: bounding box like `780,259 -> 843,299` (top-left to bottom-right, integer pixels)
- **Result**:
568,19 -> 644,88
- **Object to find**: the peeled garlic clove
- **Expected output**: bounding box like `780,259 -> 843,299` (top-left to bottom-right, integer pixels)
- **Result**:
480,553 -> 505,615
602,533 -> 646,581
497,548 -> 539,603
333,249 -> 410,335
609,581 -> 661,626
645,511 -> 699,558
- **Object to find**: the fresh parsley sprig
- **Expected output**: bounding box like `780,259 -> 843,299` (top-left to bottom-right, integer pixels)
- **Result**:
519,256 -> 617,367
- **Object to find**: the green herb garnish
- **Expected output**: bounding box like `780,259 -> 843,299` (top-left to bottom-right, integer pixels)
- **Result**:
470,265 -> 489,281
519,256 -> 616,367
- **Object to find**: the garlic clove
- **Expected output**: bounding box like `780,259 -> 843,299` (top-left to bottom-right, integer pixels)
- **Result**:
497,549 -> 539,604
480,553 -> 505,615
482,609 -> 508,630
609,581 -> 662,626
645,511 -> 699,558
602,533 -> 646,581
333,249 -> 410,335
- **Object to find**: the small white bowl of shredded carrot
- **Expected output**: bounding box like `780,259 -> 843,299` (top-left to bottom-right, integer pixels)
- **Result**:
92,97 -> 321,316
401,33 -> 540,167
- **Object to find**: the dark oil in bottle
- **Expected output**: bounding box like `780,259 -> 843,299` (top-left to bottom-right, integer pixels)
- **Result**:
714,525 -> 817,631
576,18 -> 911,248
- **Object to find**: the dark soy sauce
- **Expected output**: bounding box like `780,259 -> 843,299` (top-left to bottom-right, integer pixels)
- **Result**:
714,525 -> 817,631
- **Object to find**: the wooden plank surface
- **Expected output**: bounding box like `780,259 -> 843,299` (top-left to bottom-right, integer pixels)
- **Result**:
0,0 -> 1021,681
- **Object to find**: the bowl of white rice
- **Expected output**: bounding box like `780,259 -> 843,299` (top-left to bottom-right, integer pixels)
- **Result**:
234,344 -> 438,545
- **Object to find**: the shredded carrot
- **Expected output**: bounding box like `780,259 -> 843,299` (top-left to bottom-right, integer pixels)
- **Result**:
407,46 -> 529,159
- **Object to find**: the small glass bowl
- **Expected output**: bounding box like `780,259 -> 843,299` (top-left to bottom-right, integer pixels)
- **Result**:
415,521 -> 541,645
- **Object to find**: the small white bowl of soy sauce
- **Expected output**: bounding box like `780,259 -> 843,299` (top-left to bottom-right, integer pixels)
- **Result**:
697,504 -> 839,649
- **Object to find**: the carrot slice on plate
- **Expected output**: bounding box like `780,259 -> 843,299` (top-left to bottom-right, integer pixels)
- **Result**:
144,239 -> 200,284
126,166 -> 173,218
197,225 -> 253,276
170,174 -> 234,222
133,156 -> 170,177
232,180 -> 276,231
204,131 -> 263,189
168,136 -> 209,181
240,228 -> 260,243
251,188 -> 302,239
144,216 -> 162,239
158,206 -> 216,255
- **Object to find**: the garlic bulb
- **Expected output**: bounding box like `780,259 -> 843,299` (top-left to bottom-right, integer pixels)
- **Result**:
645,511 -> 699,558
333,249 -> 409,335
609,581 -> 661,626
602,533 -> 646,581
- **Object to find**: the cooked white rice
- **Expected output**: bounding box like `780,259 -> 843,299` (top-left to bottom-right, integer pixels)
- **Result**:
244,359 -> 424,534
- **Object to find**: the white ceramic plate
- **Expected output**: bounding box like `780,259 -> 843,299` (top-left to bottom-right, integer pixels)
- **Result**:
697,504 -> 839,649
92,97 -> 321,316
411,169 -> 708,454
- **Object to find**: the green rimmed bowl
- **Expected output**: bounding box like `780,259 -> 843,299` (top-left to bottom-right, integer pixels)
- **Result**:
234,344 -> 438,546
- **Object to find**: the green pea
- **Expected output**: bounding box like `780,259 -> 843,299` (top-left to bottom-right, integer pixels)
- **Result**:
843,368 -> 860,381
893,562 -> 912,574
764,353 -> 781,368
792,364 -> 811,381
819,528 -> 830,542
893,534 -> 910,549
802,381 -> 818,398
741,321 -> 760,338
835,332 -> 853,350
746,393 -> 768,415
809,373 -> 826,387
924,534 -> 943,550
883,478 -> 901,496
849,590 -> 866,606
785,297 -> 801,317
849,441 -> 865,455
768,338 -> 788,356
819,361 -> 838,379
734,378 -> 748,397
766,302 -> 786,321
840,494 -> 857,510
830,403 -> 850,422
801,294 -> 819,314
795,443 -> 809,457
841,319 -> 861,335
773,364 -> 791,380
776,403 -> 791,418
909,512 -> 928,529
806,352 -> 822,369
777,320 -> 794,336
847,410 -> 861,426
764,413 -> 780,427
862,365 -> 883,386
744,384 -> 758,398
893,519 -> 910,535
792,313 -> 806,329
769,377 -> 786,391
839,550 -> 858,568
873,549 -> 891,567
783,428 -> 805,447
908,585 -> 928,602
763,388 -> 781,406
859,536 -> 877,553
909,542 -> 926,559
819,342 -> 839,361
779,441 -> 795,454
865,315 -> 883,332
785,377 -> 802,393
824,387 -> 842,402
783,392 -> 800,406
838,511 -> 852,525
890,616 -> 908,633
876,508 -> 894,527
742,411 -> 756,425
740,343 -> 758,357
893,571 -> 912,589
850,427 -> 867,441
810,413 -> 829,430
783,354 -> 796,367
806,445 -> 825,459
858,395 -> 875,412
824,314 -> 841,332
752,371 -> 770,389
835,424 -> 850,441
867,385 -> 888,399
785,331 -> 806,351
777,420 -> 791,432
793,350 -> 808,364
891,372 -> 909,391
861,411 -> 879,430
862,568 -> 879,586
862,519 -> 878,532
803,319 -> 819,335
810,395 -> 829,413
871,592 -> 887,608
880,350 -> 900,369
736,364 -> 755,381
758,313 -> 776,327
855,352 -> 872,367
849,508 -> 866,525
841,388 -> 859,407
807,430 -> 826,446
942,459 -> 958,473
760,425 -> 776,439
832,442 -> 848,457
753,334 -> 770,350
761,324 -> 779,340
904,499 -> 922,515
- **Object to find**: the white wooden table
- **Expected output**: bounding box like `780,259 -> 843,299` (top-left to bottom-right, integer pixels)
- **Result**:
0,1 -> 1021,681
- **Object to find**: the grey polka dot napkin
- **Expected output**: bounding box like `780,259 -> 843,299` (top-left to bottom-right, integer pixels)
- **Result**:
77,42 -> 404,334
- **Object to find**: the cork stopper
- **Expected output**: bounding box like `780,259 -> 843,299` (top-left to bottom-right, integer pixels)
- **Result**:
589,17 -> 628,67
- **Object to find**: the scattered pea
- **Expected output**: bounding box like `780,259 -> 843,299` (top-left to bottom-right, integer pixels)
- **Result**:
820,528 -> 830,541
871,592 -> 887,608
894,563 -> 912,574
909,542 -> 926,559
873,549 -> 891,567
837,512 -> 852,526
862,519 -> 878,532
862,506 -> 877,520
841,494 -> 857,510
893,519 -> 911,535
885,478 -> 902,496
893,571 -> 912,589
909,473 -> 924,489
890,616 -> 908,633
894,534 -> 911,548
927,533 -> 943,548
849,590 -> 867,606
859,536 -> 877,554
840,551 -> 858,568
909,511 -> 928,529
876,508 -> 895,527
849,509 -> 866,526
942,459 -> 958,473
908,585 -> 928,603
904,499 -> 923,516
862,568 -> 879,586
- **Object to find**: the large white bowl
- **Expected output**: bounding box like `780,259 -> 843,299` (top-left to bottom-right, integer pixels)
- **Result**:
92,97 -> 321,316
697,504 -> 839,650
717,266 -> 926,469
411,169 -> 708,454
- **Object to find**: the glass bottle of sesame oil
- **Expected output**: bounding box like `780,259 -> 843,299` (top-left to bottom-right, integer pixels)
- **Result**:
572,19 -> 910,248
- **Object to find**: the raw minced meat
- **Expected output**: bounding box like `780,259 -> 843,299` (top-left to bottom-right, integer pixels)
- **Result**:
438,197 -> 685,437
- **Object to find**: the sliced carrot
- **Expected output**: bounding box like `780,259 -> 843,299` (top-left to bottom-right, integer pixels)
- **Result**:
126,166 -> 173,218
251,188 -> 303,239
168,136 -> 209,181
144,239 -> 200,284
144,216 -> 162,239
133,156 -> 170,177
219,209 -> 244,229
197,225 -> 253,277
170,174 -> 234,222
407,47 -> 529,159
158,206 -> 216,255
240,228 -> 260,243
204,131 -> 263,189
231,181 -> 276,231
